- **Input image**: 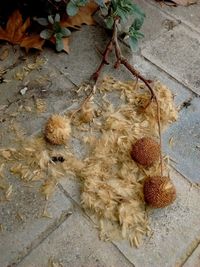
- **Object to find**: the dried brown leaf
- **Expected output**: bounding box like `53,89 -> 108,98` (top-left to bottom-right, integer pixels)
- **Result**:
61,2 -> 97,29
0,47 -> 9,61
0,10 -> 44,50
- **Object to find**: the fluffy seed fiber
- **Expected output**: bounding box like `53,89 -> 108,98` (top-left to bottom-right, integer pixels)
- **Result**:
143,176 -> 176,208
45,115 -> 71,145
131,137 -> 160,167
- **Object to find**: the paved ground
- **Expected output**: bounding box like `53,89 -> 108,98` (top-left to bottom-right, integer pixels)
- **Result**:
1,1 -> 200,267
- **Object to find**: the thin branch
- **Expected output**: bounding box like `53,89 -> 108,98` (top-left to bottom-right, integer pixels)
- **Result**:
112,18 -> 163,177
91,39 -> 113,82
70,84 -> 96,120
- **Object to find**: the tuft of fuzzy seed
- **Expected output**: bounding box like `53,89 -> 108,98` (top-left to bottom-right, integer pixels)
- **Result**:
143,176 -> 176,208
44,115 -> 71,145
131,137 -> 160,167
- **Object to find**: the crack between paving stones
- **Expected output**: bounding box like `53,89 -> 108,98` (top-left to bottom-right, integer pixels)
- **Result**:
138,54 -> 199,98
170,165 -> 200,190
53,65 -> 80,88
57,183 -> 136,267
14,208 -> 73,267
176,237 -> 200,266
146,0 -> 200,36
117,38 -> 199,99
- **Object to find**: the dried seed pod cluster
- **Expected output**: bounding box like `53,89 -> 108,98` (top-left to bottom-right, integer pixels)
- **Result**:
131,137 -> 177,208
79,102 -> 94,123
45,115 -> 71,145
143,176 -> 176,208
131,137 -> 160,167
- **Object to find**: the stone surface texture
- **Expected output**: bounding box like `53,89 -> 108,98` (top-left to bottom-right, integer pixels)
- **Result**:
1,1 -> 200,267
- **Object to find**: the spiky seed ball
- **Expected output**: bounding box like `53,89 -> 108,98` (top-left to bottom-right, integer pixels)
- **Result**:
45,115 -> 71,145
143,176 -> 176,208
131,137 -> 160,167
80,109 -> 93,123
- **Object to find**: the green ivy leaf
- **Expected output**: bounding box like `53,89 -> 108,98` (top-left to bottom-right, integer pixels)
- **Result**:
76,0 -> 88,7
132,17 -> 144,31
55,13 -> 60,23
131,3 -> 145,18
53,22 -> 62,33
48,15 -> 54,24
95,0 -> 106,7
100,6 -> 108,16
40,29 -> 53,40
128,36 -> 138,52
34,17 -> 49,26
56,37 -> 64,52
60,27 -> 71,37
105,16 -> 114,29
67,1 -> 79,16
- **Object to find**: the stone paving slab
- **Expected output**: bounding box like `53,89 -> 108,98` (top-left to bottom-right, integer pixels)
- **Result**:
43,25 -> 192,107
59,164 -> 200,267
183,243 -> 200,267
114,168 -> 200,267
0,182 -> 73,267
149,0 -> 200,34
131,54 -> 192,106
0,61 -> 78,137
163,97 -> 200,184
142,24 -> 200,95
130,0 -> 180,45
18,209 -> 133,267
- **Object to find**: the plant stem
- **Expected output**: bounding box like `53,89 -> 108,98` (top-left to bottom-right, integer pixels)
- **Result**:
91,18 -> 163,177
92,39 -> 113,82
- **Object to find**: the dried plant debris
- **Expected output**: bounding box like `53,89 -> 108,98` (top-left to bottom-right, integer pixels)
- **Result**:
0,76 -> 178,246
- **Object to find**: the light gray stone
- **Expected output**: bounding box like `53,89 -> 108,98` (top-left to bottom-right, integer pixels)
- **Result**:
131,0 -> 180,45
18,210 -> 133,267
0,60 -> 77,137
149,0 -> 200,34
163,97 -> 200,183
130,54 -> 192,106
183,243 -> 200,267
0,181 -> 73,267
142,25 -> 200,95
114,168 -> 200,267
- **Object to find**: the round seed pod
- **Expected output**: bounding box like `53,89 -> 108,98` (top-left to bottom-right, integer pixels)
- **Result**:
131,137 -> 160,167
45,115 -> 71,145
143,176 -> 176,208
80,109 -> 94,123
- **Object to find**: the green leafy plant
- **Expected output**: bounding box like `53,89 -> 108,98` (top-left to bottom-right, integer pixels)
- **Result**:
0,0 -> 145,52
66,0 -> 89,16
103,0 -> 145,51
39,14 -> 71,52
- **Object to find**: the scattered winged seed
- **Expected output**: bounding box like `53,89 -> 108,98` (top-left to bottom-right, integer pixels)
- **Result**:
0,77 -> 178,247
5,185 -> 13,200
0,224 -> 3,232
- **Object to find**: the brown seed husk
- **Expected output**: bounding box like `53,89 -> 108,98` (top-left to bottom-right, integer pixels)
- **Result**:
143,176 -> 176,208
0,77 -> 178,246
45,115 -> 71,145
131,137 -> 160,167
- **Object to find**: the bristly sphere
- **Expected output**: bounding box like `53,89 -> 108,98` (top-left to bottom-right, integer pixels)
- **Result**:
44,114 -> 71,145
131,137 -> 160,167
143,176 -> 176,208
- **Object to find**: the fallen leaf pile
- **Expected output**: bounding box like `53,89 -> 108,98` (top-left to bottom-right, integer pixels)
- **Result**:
0,2 -> 97,53
0,77 -> 178,246
61,2 -> 97,29
0,10 -> 44,51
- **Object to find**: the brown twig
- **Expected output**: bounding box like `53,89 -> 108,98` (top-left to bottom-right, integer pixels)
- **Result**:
91,39 -> 113,82
90,18 -> 163,177
112,18 -> 163,176
70,84 -> 96,120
